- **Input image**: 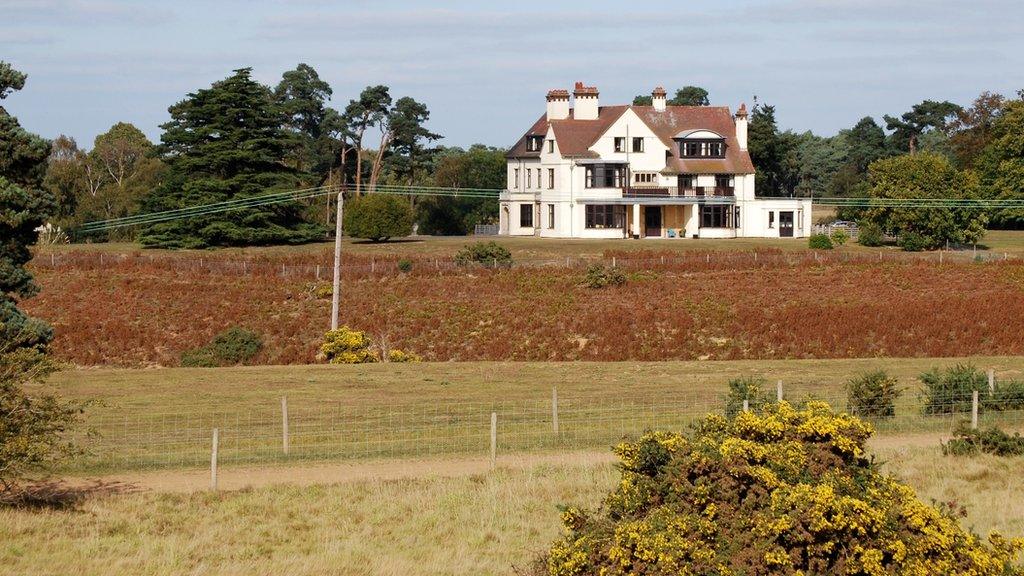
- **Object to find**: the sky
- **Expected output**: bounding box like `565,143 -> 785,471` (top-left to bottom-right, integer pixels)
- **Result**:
3,0 -> 1023,150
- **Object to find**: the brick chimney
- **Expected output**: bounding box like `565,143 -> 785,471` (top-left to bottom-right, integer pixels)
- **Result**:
573,82 -> 599,120
652,86 -> 667,112
735,103 -> 748,150
546,89 -> 570,120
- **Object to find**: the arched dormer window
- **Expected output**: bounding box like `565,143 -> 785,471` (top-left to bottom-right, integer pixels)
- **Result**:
674,129 -> 726,158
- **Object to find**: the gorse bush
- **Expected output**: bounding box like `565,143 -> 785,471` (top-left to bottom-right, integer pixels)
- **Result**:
319,326 -> 420,364
581,264 -> 626,289
991,378 -> 1024,411
858,221 -> 885,247
181,327 -> 262,367
920,364 -> 986,414
846,370 -> 902,418
397,259 -> 413,273
808,233 -> 833,250
724,375 -> 772,417
943,422 -> 1024,457
538,402 -> 1024,576
453,241 -> 512,268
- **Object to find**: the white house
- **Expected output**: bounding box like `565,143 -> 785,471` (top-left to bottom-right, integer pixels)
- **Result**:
499,83 -> 812,239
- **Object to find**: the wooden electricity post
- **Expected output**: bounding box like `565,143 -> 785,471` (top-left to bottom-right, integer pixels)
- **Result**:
331,190 -> 344,331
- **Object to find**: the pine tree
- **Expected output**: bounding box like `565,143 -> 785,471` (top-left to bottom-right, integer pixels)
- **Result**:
139,68 -> 324,248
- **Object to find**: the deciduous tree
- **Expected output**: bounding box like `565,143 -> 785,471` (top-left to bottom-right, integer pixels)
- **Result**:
977,96 -> 1024,227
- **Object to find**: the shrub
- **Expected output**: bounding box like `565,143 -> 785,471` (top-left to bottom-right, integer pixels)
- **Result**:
857,220 -> 884,247
943,422 -> 1024,457
581,264 -> 626,289
320,326 -> 378,364
397,259 -> 413,273
829,228 -> 849,246
181,327 -> 262,367
808,233 -> 833,250
343,194 -> 414,242
538,402 -> 1024,575
899,231 -> 928,252
990,379 -> 1024,411
724,376 -> 772,417
453,241 -> 512,268
920,363 -> 986,414
386,349 -> 421,363
846,369 -> 901,418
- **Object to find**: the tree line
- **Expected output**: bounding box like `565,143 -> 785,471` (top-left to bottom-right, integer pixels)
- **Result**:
40,64 -> 503,248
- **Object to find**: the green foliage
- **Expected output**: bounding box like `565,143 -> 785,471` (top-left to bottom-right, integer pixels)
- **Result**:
949,92 -> 1007,170
829,228 -> 849,246
139,68 -> 325,248
539,402 -> 1024,576
343,194 -> 414,241
581,264 -> 626,289
723,375 -> 772,417
884,99 -> 961,153
0,62 -> 55,352
990,379 -> 1024,411
920,364 -> 987,414
397,259 -> 413,273
1,345 -> 83,492
418,145 -> 503,235
181,327 -> 262,367
668,86 -> 710,106
454,241 -> 512,268
863,153 -> 987,250
846,370 -> 902,418
808,233 -> 834,250
857,220 -> 885,246
977,98 -> 1024,228
898,231 -> 928,252
943,422 -> 1024,457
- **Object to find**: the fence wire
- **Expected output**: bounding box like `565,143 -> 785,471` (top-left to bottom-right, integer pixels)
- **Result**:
65,387 -> 1024,475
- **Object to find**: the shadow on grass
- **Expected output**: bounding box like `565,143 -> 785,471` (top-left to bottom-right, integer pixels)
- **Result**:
0,479 -> 140,510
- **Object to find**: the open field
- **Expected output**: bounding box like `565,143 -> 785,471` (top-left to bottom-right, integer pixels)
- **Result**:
23,242 -> 1024,367
37,358 -> 1024,473
2,446 -> 1022,576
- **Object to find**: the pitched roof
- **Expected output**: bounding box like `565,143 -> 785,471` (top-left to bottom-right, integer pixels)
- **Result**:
507,104 -> 754,174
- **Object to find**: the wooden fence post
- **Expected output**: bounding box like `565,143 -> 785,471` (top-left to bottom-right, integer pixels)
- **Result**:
552,387 -> 559,435
490,412 -> 497,469
371,259 -> 376,273
971,391 -> 979,430
777,380 -> 784,402
316,265 -> 321,280
612,256 -> 616,268
210,428 -> 219,491
281,396 -> 290,455
742,399 -> 749,413
988,369 -> 995,396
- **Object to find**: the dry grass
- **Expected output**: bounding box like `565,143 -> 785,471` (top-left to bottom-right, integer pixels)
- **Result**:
1,446 -> 1021,576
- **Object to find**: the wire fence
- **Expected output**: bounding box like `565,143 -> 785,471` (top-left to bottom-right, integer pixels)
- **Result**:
32,245 -> 1022,281
64,382 -> 1024,476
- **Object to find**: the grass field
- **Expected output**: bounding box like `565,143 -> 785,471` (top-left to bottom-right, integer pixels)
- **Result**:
35,357 -> 1024,473
1,446 -> 1021,576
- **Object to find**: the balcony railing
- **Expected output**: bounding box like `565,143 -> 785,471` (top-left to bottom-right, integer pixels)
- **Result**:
681,186 -> 734,197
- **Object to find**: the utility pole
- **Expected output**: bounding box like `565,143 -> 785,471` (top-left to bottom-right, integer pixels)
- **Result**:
331,189 -> 344,330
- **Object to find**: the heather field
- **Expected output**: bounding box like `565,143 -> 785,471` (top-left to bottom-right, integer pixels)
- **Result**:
25,241 -> 1024,367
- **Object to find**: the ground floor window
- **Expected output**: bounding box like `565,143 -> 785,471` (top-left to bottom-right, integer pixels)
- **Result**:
585,204 -> 626,229
520,204 -> 533,228
547,204 -> 555,228
700,205 -> 739,228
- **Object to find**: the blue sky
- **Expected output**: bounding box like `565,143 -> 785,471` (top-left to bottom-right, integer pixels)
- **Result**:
3,0 -> 1023,150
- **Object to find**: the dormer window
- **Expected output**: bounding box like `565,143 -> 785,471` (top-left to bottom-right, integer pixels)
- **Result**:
526,135 -> 544,152
674,129 -> 727,158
